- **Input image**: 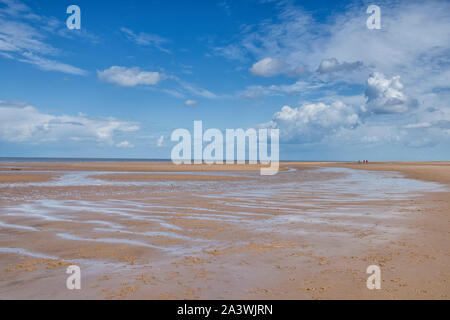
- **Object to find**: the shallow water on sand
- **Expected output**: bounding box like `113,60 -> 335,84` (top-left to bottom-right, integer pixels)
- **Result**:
0,166 -> 443,263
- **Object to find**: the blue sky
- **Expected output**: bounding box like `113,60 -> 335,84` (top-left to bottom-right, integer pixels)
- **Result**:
1,0 -> 449,160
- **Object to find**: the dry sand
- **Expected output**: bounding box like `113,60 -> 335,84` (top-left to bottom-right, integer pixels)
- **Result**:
0,173 -> 55,183
0,161 -> 448,300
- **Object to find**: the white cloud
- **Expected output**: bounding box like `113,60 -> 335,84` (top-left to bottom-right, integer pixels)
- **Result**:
116,141 -> 134,148
218,1 -> 450,103
179,81 -> 218,99
0,19 -> 55,54
0,101 -> 139,145
317,58 -> 363,74
225,1 -> 450,78
0,0 -> 31,17
157,135 -> 164,147
18,52 -> 87,75
270,101 -> 359,143
404,122 -> 432,129
250,57 -> 306,77
0,0 -> 87,75
218,0 -> 450,151
329,123 -> 403,147
322,1 -> 450,81
120,27 -> 171,54
363,72 -> 414,114
212,44 -> 247,62
240,85 -> 273,99
250,58 -> 286,77
97,66 -> 163,87
240,80 -> 323,99
184,99 -> 198,106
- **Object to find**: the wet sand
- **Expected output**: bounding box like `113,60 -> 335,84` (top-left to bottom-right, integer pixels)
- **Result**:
0,162 -> 268,172
0,161 -> 448,300
91,174 -> 249,182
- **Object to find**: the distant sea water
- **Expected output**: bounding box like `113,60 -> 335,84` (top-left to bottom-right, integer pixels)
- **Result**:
0,157 -> 172,163
0,157 -> 346,163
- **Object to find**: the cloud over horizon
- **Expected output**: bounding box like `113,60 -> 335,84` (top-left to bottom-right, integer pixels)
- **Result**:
268,101 -> 359,143
0,101 -> 139,146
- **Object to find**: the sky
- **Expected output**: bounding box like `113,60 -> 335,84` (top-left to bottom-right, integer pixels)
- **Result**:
0,0 -> 449,161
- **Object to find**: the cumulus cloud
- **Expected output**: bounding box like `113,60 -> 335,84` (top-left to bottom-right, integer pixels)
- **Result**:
0,101 -> 139,145
218,1 -> 450,152
269,101 -> 359,143
218,1 -> 450,108
184,99 -> 198,106
363,72 -> 414,114
97,66 -> 163,87
317,58 -> 363,74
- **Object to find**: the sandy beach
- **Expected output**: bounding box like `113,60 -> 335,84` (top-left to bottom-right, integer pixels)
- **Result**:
0,161 -> 448,299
